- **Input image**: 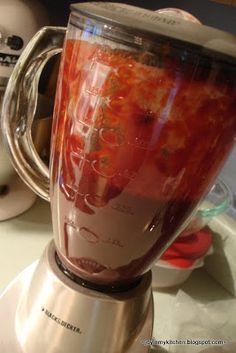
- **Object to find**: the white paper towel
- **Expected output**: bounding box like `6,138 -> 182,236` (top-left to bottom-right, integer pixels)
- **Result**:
167,291 -> 236,353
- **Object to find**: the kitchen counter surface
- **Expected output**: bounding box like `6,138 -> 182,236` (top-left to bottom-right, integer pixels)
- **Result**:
0,198 -> 52,288
0,198 -> 235,352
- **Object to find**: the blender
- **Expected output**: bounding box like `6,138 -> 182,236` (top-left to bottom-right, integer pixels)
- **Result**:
1,2 -> 236,352
0,0 -> 48,220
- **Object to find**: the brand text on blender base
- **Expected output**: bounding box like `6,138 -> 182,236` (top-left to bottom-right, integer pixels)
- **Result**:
42,307 -> 82,334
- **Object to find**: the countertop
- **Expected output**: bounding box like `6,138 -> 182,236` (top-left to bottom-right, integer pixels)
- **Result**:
0,198 -> 52,288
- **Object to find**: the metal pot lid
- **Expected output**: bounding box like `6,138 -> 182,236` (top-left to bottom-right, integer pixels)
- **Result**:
71,2 -> 236,64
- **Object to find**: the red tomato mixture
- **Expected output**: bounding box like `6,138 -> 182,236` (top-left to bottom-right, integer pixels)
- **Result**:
50,38 -> 236,287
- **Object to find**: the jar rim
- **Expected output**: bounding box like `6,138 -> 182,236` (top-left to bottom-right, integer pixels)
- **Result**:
70,2 -> 236,65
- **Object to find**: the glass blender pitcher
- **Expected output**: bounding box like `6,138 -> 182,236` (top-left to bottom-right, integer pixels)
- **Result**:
1,3 -> 236,353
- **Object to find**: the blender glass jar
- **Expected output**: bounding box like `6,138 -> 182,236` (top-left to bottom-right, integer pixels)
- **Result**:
50,4 -> 236,287
2,3 -> 236,289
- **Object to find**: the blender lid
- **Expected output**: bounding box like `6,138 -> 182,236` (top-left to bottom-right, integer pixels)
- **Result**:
70,2 -> 236,63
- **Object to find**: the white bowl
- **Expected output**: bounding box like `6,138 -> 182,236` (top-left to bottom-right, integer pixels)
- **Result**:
152,259 -> 204,288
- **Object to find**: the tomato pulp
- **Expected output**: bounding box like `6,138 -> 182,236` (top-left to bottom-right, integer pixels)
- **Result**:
50,38 -> 236,287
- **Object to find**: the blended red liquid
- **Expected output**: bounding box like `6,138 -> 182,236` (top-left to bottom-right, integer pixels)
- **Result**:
50,37 -> 236,286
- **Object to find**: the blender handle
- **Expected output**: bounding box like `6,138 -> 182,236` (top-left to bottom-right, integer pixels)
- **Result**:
1,26 -> 66,201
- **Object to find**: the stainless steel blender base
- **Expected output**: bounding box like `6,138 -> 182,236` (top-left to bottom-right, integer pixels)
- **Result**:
0,241 -> 154,353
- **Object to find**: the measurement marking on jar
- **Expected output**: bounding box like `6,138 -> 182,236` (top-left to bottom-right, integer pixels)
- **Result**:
64,218 -> 124,247
111,203 -> 134,215
80,227 -> 99,243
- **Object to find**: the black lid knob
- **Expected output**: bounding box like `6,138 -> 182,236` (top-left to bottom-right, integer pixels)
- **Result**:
6,35 -> 24,51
